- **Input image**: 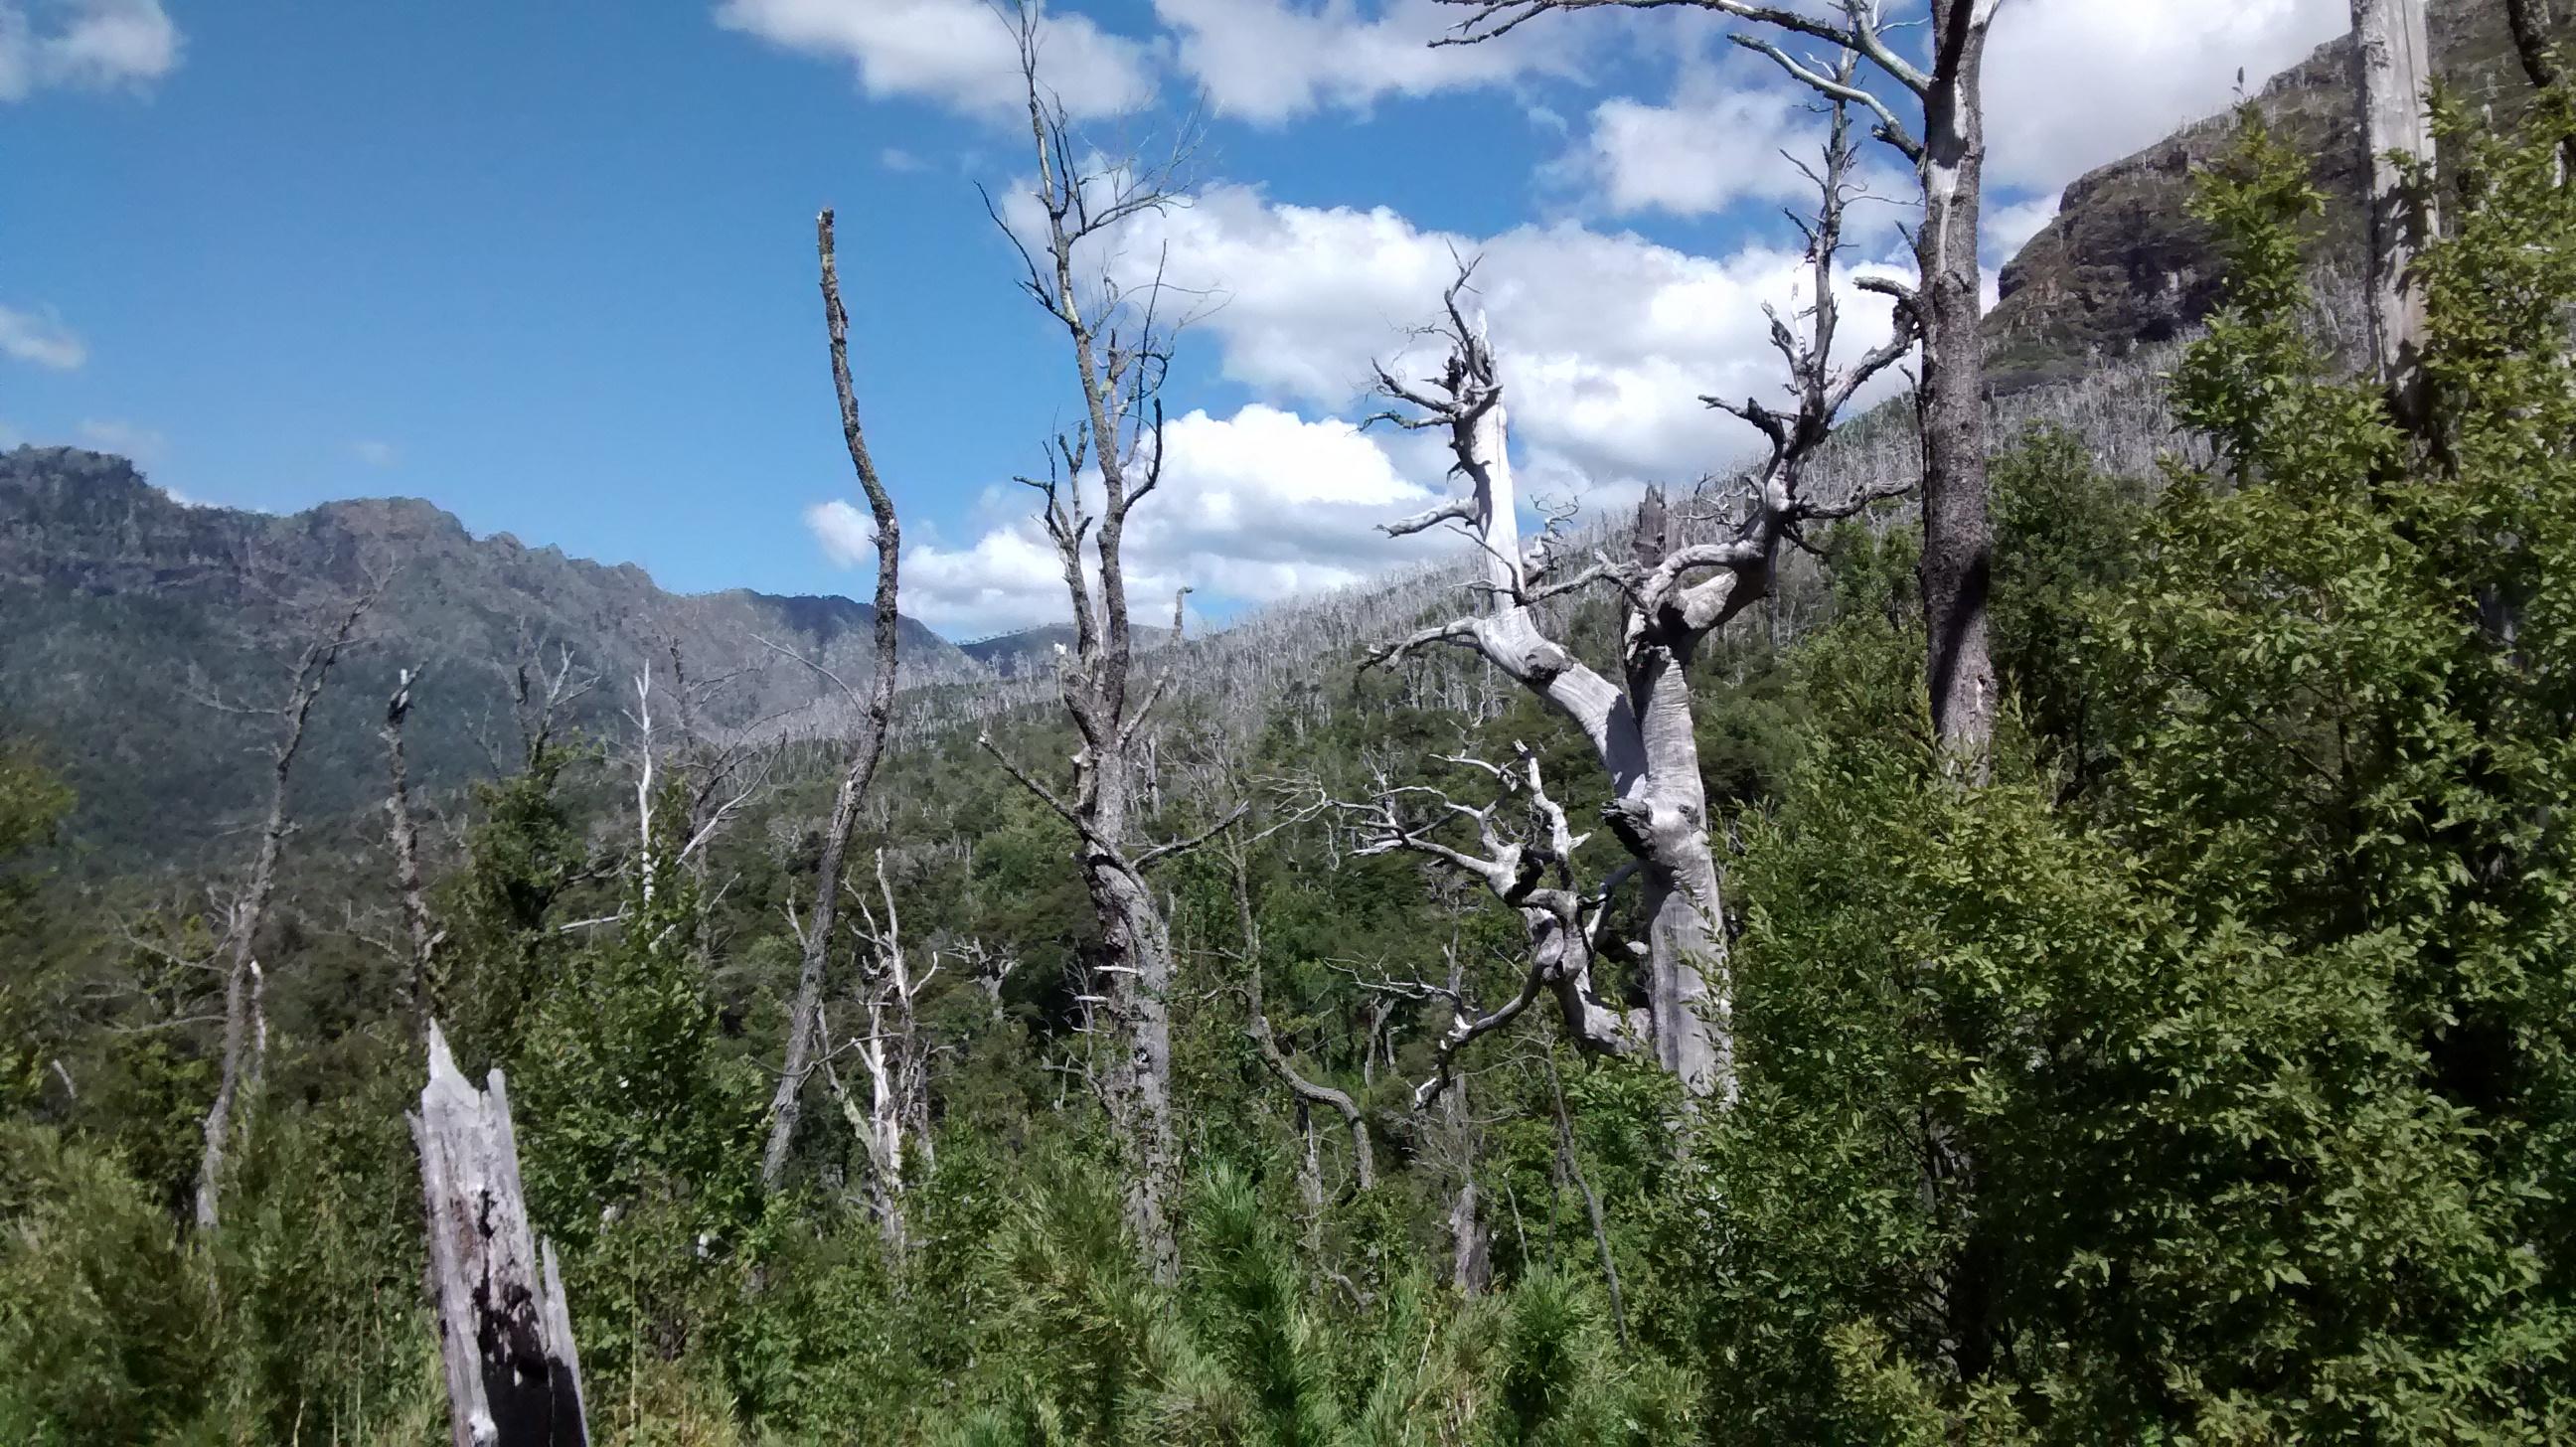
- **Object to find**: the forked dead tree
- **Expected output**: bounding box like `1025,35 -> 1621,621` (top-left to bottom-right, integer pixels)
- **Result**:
1338,745 -> 1641,1105
1366,77 -> 1912,1101
1439,0 -> 2003,762
761,208 -> 905,1190
410,1023 -> 588,1447
193,584 -> 376,1230
973,3 -> 1207,1281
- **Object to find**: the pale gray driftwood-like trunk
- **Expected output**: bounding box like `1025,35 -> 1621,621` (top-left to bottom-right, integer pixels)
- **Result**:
1434,0 -> 2003,763
2351,0 -> 2441,423
410,1023 -> 588,1447
1367,76 -> 1915,1102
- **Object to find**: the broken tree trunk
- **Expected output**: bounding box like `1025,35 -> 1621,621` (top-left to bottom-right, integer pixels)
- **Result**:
2351,0 -> 2441,424
410,1022 -> 589,1447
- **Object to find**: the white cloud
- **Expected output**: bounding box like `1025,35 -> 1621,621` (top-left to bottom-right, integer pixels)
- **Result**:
715,0 -> 1152,121
1118,184 -> 1910,489
805,497 -> 881,568
1154,0 -> 1578,124
1984,193 -> 2059,263
1569,74 -> 1813,219
902,518 -> 1082,638
0,0 -> 180,101
0,302 -> 85,369
354,439 -> 399,469
817,405 -> 1445,635
1986,0 -> 2345,194
861,185 -> 1916,632
78,416 -> 164,460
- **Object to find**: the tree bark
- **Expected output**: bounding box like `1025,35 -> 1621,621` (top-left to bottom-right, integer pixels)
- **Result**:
761,209 -> 903,1192
387,667 -> 442,1041
410,1023 -> 589,1447
1917,0 -> 2000,766
2351,0 -> 2441,427
980,7 -> 1197,1278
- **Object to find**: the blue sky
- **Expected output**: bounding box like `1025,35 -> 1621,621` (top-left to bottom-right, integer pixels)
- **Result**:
1,0 -> 2347,638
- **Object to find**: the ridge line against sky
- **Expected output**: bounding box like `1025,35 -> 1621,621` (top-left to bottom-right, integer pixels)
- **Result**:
2,0 -> 2347,639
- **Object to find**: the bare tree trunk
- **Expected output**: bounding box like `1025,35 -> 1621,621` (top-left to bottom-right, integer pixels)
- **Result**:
1366,77 -> 1913,1103
761,208 -> 903,1191
387,666 -> 443,1040
410,1023 -> 588,1447
978,7 -> 1202,1278
1440,947 -> 1490,1297
1918,0 -> 2000,765
1433,2 -> 1997,767
2509,0 -> 2563,87
195,592 -> 370,1231
2351,0 -> 2441,425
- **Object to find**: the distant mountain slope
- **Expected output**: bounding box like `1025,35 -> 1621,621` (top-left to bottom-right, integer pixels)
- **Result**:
957,623 -> 1172,679
0,446 -> 967,867
1986,0 -> 2572,394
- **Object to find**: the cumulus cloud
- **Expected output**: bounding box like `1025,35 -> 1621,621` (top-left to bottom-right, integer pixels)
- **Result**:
353,439 -> 399,469
0,303 -> 85,369
1153,0 -> 1578,124
863,180 -> 1917,632
0,0 -> 180,101
715,0 -> 1152,121
1117,183 -> 1909,489
1986,0 -> 2345,194
811,405 -> 1448,635
1565,73 -> 1815,219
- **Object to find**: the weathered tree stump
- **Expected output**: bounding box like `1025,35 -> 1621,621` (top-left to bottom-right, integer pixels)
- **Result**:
409,1023 -> 588,1447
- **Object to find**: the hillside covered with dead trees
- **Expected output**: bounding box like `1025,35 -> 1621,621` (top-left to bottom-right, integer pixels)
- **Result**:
7,2 -> 2576,1443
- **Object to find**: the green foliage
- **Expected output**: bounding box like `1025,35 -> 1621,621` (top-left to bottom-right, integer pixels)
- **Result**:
9,70 -> 2576,1447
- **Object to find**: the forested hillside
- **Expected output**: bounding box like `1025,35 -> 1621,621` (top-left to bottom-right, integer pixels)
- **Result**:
6,2 -> 2576,1444
0,447 -> 970,868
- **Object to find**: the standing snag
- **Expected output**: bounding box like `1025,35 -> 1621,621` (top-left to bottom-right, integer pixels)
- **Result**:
761,206 -> 906,1191
973,1 -> 1202,1281
410,1022 -> 588,1447
2350,0 -> 2441,424
194,584 -> 376,1230
1365,74 -> 1914,1101
1438,0 -> 2003,763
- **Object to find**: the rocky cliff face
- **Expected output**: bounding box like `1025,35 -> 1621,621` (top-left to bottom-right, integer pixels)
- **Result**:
1985,0 -> 2573,395
0,446 -> 967,865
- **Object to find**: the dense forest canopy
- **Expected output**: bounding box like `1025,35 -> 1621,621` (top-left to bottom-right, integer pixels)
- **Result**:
7,1 -> 2576,1443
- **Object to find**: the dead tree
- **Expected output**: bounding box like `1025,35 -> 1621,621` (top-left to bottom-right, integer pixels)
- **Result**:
974,3 -> 1204,1281
1436,946 -> 1492,1296
1368,80 -> 1913,1101
387,665 -> 447,1040
1339,745 -> 1648,1106
193,586 -> 374,1230
1439,0 -> 2002,762
816,850 -> 934,1251
410,1023 -> 589,1447
2352,0 -> 2441,424
1228,830 -> 1374,1193
2504,0 -> 2576,181
760,207 -> 905,1191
